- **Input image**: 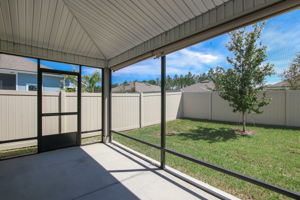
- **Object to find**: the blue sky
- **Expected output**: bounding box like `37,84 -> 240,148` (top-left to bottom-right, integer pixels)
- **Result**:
26,59 -> 101,76
31,60 -> 102,85
40,60 -> 102,76
113,8 -> 300,85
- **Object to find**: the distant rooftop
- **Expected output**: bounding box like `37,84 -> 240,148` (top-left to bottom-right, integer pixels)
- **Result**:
112,81 -> 160,93
266,80 -> 290,88
266,78 -> 300,89
0,54 -> 48,73
182,80 -> 215,92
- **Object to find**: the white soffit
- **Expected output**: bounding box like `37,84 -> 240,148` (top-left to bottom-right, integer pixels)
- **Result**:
108,0 -> 300,70
0,0 -> 299,68
0,0 -> 105,67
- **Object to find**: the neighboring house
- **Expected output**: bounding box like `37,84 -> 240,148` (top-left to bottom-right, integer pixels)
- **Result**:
112,81 -> 161,93
182,80 -> 215,92
0,54 -> 66,92
266,81 -> 290,90
266,79 -> 300,90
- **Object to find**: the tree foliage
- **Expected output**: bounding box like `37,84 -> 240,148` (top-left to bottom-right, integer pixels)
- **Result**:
62,69 -> 78,92
281,52 -> 300,90
63,70 -> 101,93
208,23 -> 274,132
82,71 -> 101,92
139,72 -> 208,91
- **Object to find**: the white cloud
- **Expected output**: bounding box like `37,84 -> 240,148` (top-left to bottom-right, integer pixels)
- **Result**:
168,49 -> 221,67
114,48 -> 224,78
181,49 -> 220,63
114,10 -> 300,82
82,67 -> 101,75
115,63 -> 160,76
114,49 -> 223,77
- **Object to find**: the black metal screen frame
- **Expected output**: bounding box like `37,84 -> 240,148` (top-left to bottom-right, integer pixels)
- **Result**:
108,69 -> 112,143
0,137 -> 37,144
110,56 -> 300,200
101,68 -> 105,142
0,53 -> 103,156
80,67 -> 103,142
37,64 -> 104,151
38,64 -> 81,152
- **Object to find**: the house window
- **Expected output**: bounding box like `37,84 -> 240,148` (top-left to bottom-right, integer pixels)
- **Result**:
26,84 -> 37,91
0,73 -> 16,90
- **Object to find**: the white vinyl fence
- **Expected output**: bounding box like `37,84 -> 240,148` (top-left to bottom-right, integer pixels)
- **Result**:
0,90 -> 299,150
112,92 -> 183,131
0,90 -> 102,150
183,90 -> 300,127
0,91 -> 183,150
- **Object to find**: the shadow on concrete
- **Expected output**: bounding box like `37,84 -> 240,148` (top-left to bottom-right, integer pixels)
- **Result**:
0,144 -> 210,200
0,147 -> 139,200
107,144 -> 209,200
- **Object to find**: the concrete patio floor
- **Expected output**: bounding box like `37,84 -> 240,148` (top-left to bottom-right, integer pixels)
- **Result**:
0,143 -> 225,200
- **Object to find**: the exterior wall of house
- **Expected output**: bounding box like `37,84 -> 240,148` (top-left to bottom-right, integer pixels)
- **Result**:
17,73 -> 64,92
17,73 -> 36,91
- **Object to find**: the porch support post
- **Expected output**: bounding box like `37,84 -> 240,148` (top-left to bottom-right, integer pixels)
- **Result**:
161,55 -> 166,169
108,69 -> 112,143
37,59 -> 42,153
77,65 -> 82,146
101,68 -> 105,142
102,67 -> 112,143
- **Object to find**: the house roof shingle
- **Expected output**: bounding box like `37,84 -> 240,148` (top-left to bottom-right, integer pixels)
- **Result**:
182,81 -> 215,92
0,54 -> 48,73
266,81 -> 290,88
112,81 -> 160,93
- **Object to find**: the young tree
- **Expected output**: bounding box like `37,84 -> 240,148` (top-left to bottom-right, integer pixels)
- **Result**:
281,52 -> 300,90
208,23 -> 274,133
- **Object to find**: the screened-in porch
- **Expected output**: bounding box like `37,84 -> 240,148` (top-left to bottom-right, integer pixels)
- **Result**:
0,0 -> 300,199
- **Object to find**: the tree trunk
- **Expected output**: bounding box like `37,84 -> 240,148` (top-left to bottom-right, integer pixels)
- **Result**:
242,112 -> 246,133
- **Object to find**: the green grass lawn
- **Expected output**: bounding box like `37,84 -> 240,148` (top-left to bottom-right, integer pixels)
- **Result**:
81,135 -> 101,144
113,119 -> 300,200
0,146 -> 37,160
